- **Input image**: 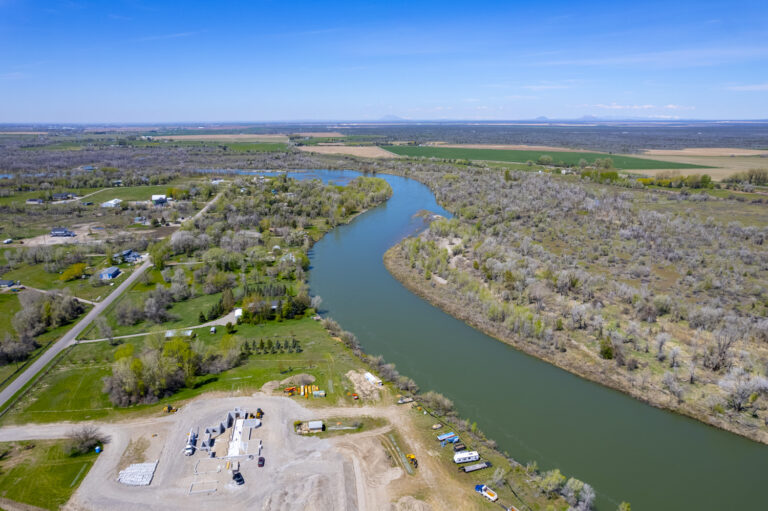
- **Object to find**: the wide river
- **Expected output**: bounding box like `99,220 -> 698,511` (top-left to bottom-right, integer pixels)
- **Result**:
267,169 -> 768,510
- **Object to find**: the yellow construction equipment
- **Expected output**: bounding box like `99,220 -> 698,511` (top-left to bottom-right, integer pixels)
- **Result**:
162,404 -> 178,413
406,453 -> 418,469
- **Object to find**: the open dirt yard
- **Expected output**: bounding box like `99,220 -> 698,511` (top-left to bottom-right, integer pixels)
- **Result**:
21,224 -> 103,246
154,134 -> 289,143
428,142 -> 591,152
294,132 -> 345,137
0,394 -> 478,511
297,145 -> 401,159
644,147 -> 768,157
20,223 -> 171,247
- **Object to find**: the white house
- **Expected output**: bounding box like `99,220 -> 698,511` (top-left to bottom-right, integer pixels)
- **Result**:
101,198 -> 123,208
151,194 -> 167,205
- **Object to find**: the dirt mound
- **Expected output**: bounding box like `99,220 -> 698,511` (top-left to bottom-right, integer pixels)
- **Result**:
346,371 -> 381,400
261,380 -> 280,393
280,373 -> 316,386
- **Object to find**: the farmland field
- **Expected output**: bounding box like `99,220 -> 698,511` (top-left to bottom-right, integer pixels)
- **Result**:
384,145 -> 709,170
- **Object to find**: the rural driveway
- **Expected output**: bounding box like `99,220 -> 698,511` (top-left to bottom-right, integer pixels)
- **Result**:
0,259 -> 152,410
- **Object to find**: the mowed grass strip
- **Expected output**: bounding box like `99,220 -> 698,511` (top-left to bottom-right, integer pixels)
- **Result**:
0,440 -> 98,510
2,317 -> 365,425
384,145 -> 709,170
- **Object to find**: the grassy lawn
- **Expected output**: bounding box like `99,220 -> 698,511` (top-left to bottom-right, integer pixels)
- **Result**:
1,259 -> 132,302
0,293 -> 20,336
2,317 -> 365,425
0,188 -> 96,207
0,440 -> 97,510
384,145 -> 709,170
86,185 -> 177,203
91,290 -> 224,338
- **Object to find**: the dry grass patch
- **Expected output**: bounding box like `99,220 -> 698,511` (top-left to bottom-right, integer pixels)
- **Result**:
630,154 -> 767,181
644,148 -> 768,157
296,145 -> 401,158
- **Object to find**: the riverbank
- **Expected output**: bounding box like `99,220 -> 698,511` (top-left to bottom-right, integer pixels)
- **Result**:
383,244 -> 768,446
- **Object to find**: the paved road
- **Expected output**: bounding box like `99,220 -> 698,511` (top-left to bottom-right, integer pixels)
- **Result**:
0,259 -> 152,410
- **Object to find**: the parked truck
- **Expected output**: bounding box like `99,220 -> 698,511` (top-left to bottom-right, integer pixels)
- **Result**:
184,429 -> 198,456
475,484 -> 498,502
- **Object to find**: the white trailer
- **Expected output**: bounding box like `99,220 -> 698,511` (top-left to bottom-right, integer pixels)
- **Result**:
364,372 -> 382,386
453,450 -> 480,464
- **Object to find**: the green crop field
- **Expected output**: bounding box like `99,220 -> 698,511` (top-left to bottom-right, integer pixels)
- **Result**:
384,146 -> 709,170
0,440 -> 97,510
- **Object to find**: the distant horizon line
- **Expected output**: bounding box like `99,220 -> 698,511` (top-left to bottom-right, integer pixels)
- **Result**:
2,118 -> 768,127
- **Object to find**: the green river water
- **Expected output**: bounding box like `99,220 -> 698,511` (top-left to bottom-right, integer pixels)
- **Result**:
275,170 -> 768,510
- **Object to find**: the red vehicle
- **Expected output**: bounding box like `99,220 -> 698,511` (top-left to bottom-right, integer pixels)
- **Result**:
258,456 -> 265,467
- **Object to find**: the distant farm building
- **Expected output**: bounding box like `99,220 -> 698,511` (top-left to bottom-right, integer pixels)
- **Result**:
50,227 -> 76,237
26,198 -> 44,205
99,266 -> 121,280
51,192 -> 75,201
101,198 -> 123,208
0,279 -> 16,288
151,194 -> 167,205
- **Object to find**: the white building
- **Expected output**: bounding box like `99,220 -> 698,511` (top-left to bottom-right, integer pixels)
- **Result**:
308,421 -> 324,433
101,198 -> 123,208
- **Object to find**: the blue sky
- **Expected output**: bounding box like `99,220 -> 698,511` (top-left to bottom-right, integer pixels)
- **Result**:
1,0 -> 767,122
